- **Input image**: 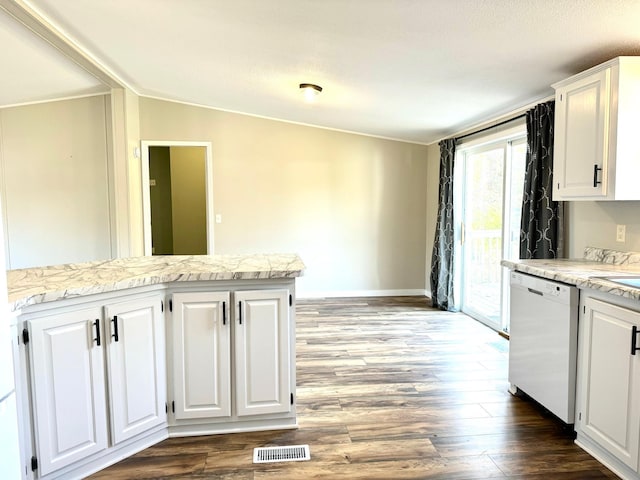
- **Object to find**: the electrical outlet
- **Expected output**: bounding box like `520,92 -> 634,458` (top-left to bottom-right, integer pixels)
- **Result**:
616,224 -> 626,242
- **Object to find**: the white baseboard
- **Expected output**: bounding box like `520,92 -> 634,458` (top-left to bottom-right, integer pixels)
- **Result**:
297,289 -> 428,299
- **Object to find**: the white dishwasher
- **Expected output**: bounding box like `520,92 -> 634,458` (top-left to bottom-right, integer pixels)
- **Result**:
508,271 -> 579,423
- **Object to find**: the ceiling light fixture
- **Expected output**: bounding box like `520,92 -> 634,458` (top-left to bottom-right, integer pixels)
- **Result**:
299,83 -> 322,102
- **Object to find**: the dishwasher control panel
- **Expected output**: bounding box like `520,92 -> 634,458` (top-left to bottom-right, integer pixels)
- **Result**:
510,271 -> 573,301
542,281 -> 564,297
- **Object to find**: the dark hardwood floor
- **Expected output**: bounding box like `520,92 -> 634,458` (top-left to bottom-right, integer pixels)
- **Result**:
88,297 -> 618,479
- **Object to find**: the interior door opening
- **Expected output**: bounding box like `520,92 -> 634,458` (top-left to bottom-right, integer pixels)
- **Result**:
141,141 -> 214,255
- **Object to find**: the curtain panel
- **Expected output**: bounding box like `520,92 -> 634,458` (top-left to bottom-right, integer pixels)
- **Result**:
430,139 -> 456,310
520,100 -> 564,259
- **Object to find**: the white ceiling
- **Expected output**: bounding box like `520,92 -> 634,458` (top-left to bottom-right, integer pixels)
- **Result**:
0,5 -> 106,107
2,0 -> 640,144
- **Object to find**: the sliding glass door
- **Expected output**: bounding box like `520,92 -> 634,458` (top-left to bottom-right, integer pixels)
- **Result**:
457,133 -> 526,331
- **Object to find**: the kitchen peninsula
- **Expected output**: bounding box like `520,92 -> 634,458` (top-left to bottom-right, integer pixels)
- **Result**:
8,253 -> 304,480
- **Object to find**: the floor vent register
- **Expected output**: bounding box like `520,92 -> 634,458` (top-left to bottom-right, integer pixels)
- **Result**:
253,445 -> 311,464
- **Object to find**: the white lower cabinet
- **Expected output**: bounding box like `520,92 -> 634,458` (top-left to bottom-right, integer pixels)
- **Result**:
104,297 -> 166,444
19,281 -> 297,478
576,292 -> 640,479
25,292 -> 167,479
171,291 -> 231,420
29,306 -> 108,477
169,287 -> 295,434
235,289 -> 291,416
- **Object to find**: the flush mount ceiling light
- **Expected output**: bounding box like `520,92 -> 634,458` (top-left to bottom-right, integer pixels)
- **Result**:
299,83 -> 322,102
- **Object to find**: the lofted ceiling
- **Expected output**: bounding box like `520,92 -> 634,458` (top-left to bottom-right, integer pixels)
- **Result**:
2,0 -> 640,144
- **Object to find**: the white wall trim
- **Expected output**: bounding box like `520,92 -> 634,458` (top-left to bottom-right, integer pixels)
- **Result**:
456,124 -> 526,150
297,289 -> 428,299
103,95 -> 118,260
0,110 -> 11,269
0,91 -> 110,111
109,89 -> 132,258
140,141 -> 214,256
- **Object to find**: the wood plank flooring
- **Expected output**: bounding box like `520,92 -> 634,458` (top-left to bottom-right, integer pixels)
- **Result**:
88,296 -> 618,479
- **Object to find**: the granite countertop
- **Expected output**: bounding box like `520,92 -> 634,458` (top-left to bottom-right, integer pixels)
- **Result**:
501,247 -> 640,301
7,253 -> 305,311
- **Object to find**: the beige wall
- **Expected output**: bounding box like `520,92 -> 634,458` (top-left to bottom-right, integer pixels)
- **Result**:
3,92 -> 635,294
0,96 -> 112,269
169,146 -> 207,254
149,146 -> 173,254
139,98 -> 429,296
567,201 -> 640,257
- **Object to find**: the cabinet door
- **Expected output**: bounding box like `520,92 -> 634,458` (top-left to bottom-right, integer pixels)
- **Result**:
553,68 -> 610,200
28,307 -> 108,476
104,296 -> 166,444
578,296 -> 640,470
235,289 -> 291,416
172,292 -> 231,419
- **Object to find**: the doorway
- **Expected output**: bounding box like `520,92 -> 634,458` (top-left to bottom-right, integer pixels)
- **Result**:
141,141 -> 214,256
456,128 -> 526,331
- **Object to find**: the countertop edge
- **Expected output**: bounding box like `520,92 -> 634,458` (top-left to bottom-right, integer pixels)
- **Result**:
501,259 -> 640,301
8,254 -> 305,312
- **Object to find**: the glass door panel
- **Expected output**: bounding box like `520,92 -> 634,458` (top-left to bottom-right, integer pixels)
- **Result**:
501,139 -> 527,332
461,147 -> 505,329
505,140 -> 527,262
458,136 -> 526,332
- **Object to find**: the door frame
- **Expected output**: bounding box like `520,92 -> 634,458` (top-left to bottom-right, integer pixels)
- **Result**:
140,141 -> 214,256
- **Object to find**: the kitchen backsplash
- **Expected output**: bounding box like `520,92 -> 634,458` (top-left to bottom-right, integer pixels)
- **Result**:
567,201 -> 640,258
583,246 -> 640,265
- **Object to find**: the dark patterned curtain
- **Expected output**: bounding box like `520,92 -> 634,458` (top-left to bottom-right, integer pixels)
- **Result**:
520,100 -> 564,259
430,139 -> 456,310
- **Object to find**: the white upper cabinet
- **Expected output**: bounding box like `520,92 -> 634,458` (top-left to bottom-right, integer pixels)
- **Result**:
553,57 -> 640,201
